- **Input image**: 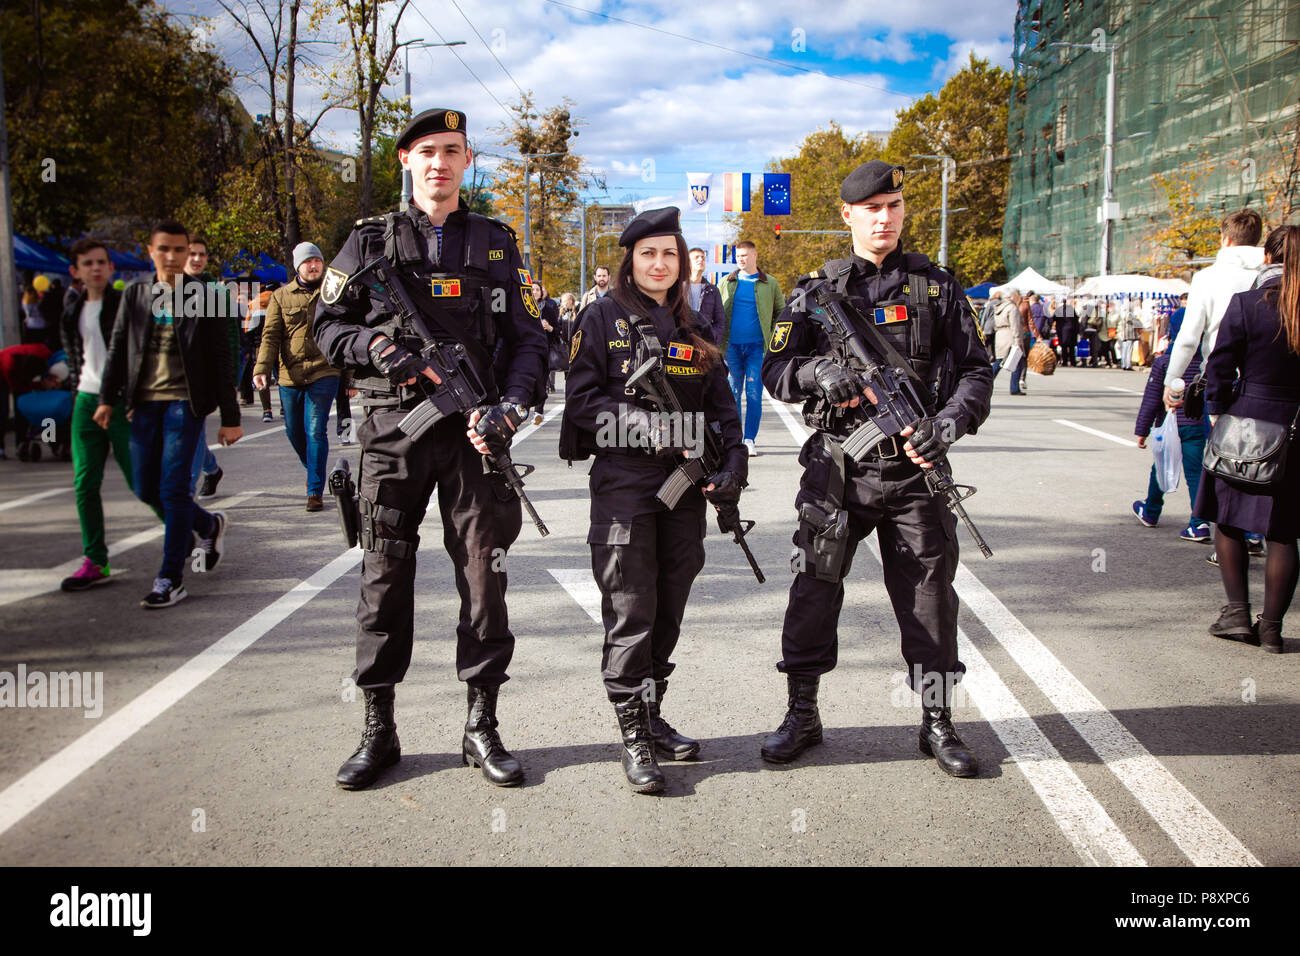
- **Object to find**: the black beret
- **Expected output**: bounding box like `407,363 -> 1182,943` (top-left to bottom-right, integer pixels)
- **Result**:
396,108 -> 468,151
840,160 -> 905,203
618,206 -> 682,247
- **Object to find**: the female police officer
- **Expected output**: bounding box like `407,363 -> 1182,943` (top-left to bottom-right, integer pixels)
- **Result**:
561,207 -> 747,793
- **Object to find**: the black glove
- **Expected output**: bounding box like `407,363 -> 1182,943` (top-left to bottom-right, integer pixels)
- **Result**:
622,406 -> 684,455
905,416 -> 954,464
809,360 -> 863,405
368,338 -> 428,386
703,470 -> 742,504
474,403 -> 524,454
714,501 -> 741,535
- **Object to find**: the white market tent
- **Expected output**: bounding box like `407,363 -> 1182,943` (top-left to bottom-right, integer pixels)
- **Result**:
991,267 -> 1071,296
1073,274 -> 1190,298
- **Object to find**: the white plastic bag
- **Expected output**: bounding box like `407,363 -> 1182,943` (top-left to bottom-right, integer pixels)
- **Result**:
1003,343 -> 1024,371
1152,411 -> 1182,492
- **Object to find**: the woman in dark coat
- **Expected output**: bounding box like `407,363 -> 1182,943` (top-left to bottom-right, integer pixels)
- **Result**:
1194,225 -> 1300,653
532,280 -> 561,423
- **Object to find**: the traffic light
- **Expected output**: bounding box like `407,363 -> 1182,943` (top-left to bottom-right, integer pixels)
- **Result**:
774,223 -> 782,241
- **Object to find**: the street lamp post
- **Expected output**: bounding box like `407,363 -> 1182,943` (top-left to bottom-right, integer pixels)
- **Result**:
913,154 -> 954,267
400,39 -> 466,212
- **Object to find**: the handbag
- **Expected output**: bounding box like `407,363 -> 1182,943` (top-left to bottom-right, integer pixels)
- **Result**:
1203,410 -> 1300,489
1182,372 -> 1206,420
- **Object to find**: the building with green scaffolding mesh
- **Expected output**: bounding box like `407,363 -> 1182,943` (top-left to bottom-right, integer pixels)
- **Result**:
1005,0 -> 1299,282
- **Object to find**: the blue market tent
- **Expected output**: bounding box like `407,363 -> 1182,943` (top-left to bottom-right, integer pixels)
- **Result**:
964,281 -> 996,299
13,234 -> 70,273
106,246 -> 152,272
221,251 -> 288,284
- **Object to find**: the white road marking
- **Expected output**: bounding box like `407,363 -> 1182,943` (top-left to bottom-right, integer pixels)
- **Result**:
767,394 -> 812,446
206,425 -> 283,450
0,547 -> 363,839
861,537 -> 1146,866
769,396 -> 1253,865
0,415 -> 555,833
1105,385 -> 1142,395
548,568 -> 603,624
952,564 -> 1261,867
0,491 -> 262,608
1054,419 -> 1138,447
0,487 -> 72,513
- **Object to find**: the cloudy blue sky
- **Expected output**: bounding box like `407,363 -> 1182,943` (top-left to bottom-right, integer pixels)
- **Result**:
176,0 -> 1017,248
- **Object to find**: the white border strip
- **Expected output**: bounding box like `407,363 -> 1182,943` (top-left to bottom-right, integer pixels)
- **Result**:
1054,418 -> 1138,447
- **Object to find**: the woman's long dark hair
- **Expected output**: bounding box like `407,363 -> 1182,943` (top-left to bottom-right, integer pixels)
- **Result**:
614,232 -> 720,372
1264,225 -> 1299,356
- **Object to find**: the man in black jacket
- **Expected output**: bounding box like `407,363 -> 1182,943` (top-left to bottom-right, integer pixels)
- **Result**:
95,220 -> 242,608
687,247 -> 725,342
59,238 -> 162,592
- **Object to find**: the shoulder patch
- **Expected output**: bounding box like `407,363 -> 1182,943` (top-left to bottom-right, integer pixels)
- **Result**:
321,267 -> 350,305
522,285 -> 540,318
769,321 -> 793,352
569,329 -> 583,363
354,215 -> 385,227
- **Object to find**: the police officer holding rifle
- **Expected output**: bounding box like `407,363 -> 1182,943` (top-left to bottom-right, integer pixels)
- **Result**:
759,161 -> 994,777
314,108 -> 548,791
561,207 -> 749,793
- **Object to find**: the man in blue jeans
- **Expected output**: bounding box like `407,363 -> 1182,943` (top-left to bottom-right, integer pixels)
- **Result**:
253,242 -> 337,511
719,240 -> 785,456
95,220 -> 242,608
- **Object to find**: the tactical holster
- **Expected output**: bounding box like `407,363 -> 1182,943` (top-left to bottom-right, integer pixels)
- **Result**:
357,496 -> 416,559
793,435 -> 853,582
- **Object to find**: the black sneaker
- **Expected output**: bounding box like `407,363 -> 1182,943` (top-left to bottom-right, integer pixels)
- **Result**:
1246,535 -> 1266,557
197,512 -> 227,572
142,577 -> 187,608
262,411 -> 274,423
196,467 -> 223,500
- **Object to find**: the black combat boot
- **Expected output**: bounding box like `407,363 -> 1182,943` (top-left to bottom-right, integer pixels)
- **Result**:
1209,603 -> 1259,645
462,685 -> 524,786
1257,617 -> 1284,654
648,680 -> 700,760
336,686 -> 400,790
613,698 -> 665,793
760,674 -> 823,763
919,707 -> 979,778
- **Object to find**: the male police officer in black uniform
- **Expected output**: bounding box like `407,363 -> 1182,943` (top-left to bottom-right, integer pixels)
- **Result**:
313,108 -> 548,790
760,160 -> 993,777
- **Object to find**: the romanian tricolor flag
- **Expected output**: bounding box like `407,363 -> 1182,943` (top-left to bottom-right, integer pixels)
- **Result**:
873,305 -> 909,325
723,172 -> 751,212
714,244 -> 736,264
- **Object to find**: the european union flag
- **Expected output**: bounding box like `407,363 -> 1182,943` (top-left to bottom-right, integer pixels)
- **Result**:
764,173 -> 791,215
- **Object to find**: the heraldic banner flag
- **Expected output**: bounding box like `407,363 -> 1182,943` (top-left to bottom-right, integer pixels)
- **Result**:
686,172 -> 712,209
763,173 -> 791,215
723,172 -> 751,212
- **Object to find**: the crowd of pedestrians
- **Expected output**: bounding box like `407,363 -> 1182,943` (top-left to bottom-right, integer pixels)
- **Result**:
4,221 -> 354,608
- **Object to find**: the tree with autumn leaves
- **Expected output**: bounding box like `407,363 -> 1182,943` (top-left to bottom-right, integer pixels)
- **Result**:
733,54 -> 1014,289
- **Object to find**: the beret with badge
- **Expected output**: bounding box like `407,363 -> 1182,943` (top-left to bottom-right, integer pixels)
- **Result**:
396,108 -> 468,152
840,160 -> 906,203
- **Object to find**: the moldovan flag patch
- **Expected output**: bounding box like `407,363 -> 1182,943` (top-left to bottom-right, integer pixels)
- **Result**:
873,305 -> 909,325
667,342 -> 694,362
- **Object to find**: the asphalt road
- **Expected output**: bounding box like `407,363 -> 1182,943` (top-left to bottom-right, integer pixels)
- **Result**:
0,365 -> 1295,866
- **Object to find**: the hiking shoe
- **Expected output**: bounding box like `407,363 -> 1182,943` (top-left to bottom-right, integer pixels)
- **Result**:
1178,522 -> 1211,543
197,512 -> 227,572
262,411 -> 274,423
1246,535 -> 1265,557
1131,501 -> 1158,528
142,577 -> 187,609
1209,604 -> 1259,645
197,467 -> 223,500
61,558 -> 111,592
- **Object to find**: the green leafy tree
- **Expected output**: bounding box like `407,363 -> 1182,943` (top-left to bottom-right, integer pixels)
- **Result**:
884,54 -> 1014,285
2,0 -> 244,247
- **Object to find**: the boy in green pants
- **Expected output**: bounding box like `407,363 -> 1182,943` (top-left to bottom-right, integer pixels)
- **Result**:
58,238 -> 161,591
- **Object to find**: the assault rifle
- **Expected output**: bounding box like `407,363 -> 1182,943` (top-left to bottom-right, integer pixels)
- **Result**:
345,256 -> 549,537
805,279 -> 993,558
625,356 -> 765,582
